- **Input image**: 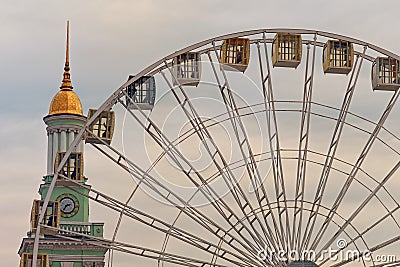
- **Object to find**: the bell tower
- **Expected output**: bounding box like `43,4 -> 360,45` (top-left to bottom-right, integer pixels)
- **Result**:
41,20 -> 89,223
17,21 -> 108,267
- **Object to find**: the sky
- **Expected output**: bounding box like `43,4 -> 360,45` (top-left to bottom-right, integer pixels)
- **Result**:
1,0 -> 400,266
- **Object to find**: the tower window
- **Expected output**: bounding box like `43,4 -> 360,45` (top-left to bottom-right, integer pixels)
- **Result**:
54,152 -> 83,181
20,253 -> 49,267
126,75 -> 156,110
220,38 -> 250,72
172,52 -> 201,86
31,200 -> 60,235
86,109 -> 115,145
272,33 -> 302,68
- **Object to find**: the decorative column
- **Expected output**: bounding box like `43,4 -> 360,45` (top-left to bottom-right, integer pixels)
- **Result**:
47,132 -> 53,175
68,131 -> 75,150
60,130 -> 67,152
52,131 -> 59,173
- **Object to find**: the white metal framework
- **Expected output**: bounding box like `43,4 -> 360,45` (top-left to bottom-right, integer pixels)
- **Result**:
32,29 -> 400,267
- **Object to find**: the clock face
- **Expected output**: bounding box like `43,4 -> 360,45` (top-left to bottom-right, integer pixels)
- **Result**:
56,193 -> 79,218
60,197 -> 75,214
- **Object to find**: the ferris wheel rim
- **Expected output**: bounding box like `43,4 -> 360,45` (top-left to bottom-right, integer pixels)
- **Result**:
85,28 -> 400,128
31,28 -> 400,267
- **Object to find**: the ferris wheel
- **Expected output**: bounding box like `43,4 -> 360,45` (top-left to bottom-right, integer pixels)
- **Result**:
33,29 -> 400,267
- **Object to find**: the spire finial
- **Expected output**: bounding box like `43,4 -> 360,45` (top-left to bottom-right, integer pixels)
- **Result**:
66,20 -> 70,67
60,20 -> 73,90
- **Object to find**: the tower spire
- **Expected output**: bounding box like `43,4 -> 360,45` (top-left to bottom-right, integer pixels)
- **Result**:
60,20 -> 73,90
66,20 -> 69,66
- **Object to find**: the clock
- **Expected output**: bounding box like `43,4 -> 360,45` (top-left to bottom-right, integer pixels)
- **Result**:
60,197 -> 75,213
56,193 -> 79,218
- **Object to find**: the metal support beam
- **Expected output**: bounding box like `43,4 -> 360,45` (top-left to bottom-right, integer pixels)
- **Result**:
300,46 -> 367,252
292,35 -> 317,252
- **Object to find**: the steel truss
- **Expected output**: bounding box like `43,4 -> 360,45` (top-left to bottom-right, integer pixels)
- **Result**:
32,29 -> 400,267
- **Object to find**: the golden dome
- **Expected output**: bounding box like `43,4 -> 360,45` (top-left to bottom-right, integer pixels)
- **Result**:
49,89 -> 83,115
48,21 -> 83,116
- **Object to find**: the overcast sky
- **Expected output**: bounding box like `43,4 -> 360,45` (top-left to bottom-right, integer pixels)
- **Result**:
2,0 -> 400,266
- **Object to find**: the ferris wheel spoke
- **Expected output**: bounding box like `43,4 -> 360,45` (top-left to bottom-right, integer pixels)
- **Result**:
300,46 -> 367,252
314,159 -> 400,258
357,205 -> 400,240
254,33 -> 292,251
159,65 -> 211,143
116,95 -> 272,259
88,172 -> 257,264
317,207 -> 400,266
314,159 -> 400,265
86,136 -> 264,264
206,42 -> 283,252
43,226 -> 242,267
83,131 -> 258,262
61,159 -> 370,267
330,235 -> 400,267
255,41 -> 286,249
180,124 -> 399,265
309,89 -> 400,252
108,176 -> 142,267
93,187 -> 258,266
28,29 -> 400,267
159,61 -> 272,249
369,235 -> 400,255
292,35 -> 317,252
